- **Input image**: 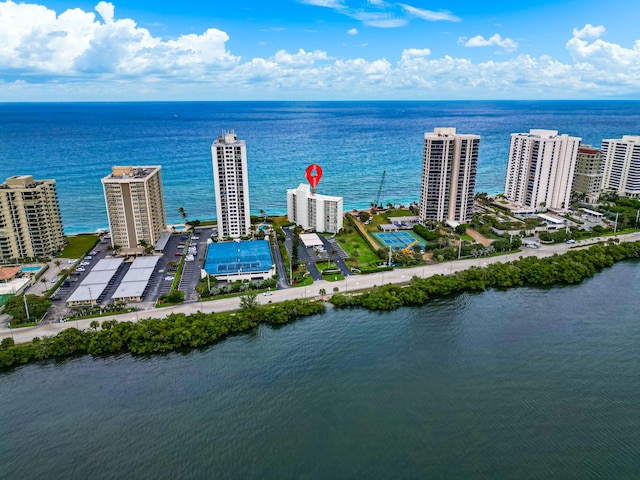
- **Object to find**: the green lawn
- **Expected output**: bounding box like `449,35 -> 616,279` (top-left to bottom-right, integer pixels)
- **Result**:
0,294 -> 12,308
57,234 -> 100,258
384,208 -> 414,218
335,231 -> 379,266
322,272 -> 344,282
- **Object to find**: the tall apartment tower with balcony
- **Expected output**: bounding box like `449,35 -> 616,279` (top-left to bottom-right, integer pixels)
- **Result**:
0,175 -> 65,260
419,128 -> 480,225
101,166 -> 166,254
572,145 -> 604,204
601,135 -> 640,198
211,131 -> 251,240
504,129 -> 581,211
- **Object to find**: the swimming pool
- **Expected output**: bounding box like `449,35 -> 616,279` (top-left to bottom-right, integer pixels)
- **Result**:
20,266 -> 42,273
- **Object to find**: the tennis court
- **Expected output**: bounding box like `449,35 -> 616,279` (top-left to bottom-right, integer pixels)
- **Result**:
372,231 -> 425,250
204,240 -> 274,275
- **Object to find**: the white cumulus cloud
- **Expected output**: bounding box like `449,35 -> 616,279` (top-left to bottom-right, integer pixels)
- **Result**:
460,34 -> 518,52
1,3 -> 640,101
347,28 -> 358,35
566,35 -> 640,69
271,49 -> 330,66
572,24 -> 606,40
0,1 -> 238,77
401,48 -> 431,58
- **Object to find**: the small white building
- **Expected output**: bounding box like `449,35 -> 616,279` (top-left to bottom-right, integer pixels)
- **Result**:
287,183 -> 343,234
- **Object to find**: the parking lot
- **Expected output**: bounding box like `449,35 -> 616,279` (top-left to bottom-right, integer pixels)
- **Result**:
44,228 -> 216,320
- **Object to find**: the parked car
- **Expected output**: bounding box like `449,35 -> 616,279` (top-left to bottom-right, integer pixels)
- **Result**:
76,267 -> 86,272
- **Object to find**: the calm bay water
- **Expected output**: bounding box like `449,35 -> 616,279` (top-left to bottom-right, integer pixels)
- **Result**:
2,262 -> 640,479
1,101 -> 639,234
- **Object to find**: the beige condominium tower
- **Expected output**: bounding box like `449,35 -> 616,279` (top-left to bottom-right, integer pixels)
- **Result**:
211,131 -> 251,240
101,166 -> 166,254
0,175 -> 65,260
419,128 -> 480,225
572,145 -> 604,205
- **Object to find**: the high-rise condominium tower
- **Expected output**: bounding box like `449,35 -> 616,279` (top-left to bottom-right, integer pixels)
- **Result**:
572,145 -> 604,204
101,166 -> 166,253
601,135 -> 640,198
419,128 -> 480,224
211,131 -> 251,240
504,129 -> 580,211
0,175 -> 65,260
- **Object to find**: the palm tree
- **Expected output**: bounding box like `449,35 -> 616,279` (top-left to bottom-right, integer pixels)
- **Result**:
138,239 -> 148,255
178,207 -> 188,226
54,259 -> 62,270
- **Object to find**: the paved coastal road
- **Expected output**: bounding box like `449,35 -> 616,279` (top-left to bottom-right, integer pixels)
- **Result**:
1,234 -> 636,345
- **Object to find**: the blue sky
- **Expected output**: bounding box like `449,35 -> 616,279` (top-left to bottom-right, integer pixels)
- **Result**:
1,0 -> 639,101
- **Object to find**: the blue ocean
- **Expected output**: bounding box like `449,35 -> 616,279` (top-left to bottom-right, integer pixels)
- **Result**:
1,101 -> 639,234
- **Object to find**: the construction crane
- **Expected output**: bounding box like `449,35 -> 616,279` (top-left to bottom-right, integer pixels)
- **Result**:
371,170 -> 386,211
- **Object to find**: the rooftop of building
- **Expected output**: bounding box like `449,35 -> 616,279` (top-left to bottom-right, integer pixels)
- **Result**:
0,266 -> 21,282
603,135 -> 640,143
213,130 -> 245,146
102,166 -> 161,182
578,145 -> 602,154
288,183 -> 343,201
0,175 -> 52,190
424,127 -> 480,139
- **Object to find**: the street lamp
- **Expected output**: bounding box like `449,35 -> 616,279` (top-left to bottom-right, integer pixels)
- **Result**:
22,293 -> 30,322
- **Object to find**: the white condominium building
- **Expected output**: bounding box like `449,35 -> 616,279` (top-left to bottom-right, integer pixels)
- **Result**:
504,129 -> 580,211
601,135 -> 640,198
287,183 -> 343,234
0,175 -> 65,260
572,145 -> 604,204
212,131 -> 251,240
419,128 -> 480,225
102,166 -> 166,253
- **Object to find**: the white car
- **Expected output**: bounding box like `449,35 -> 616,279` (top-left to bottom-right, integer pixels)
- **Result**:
165,276 -> 174,281
76,267 -> 85,272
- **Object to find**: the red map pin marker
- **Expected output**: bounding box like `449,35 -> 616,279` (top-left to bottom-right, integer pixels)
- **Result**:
306,164 -> 323,191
